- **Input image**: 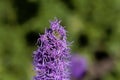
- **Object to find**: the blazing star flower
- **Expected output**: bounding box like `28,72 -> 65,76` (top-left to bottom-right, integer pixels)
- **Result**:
71,54 -> 87,80
33,19 -> 71,80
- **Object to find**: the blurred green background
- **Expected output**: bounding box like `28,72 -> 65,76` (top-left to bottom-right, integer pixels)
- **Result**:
0,0 -> 120,80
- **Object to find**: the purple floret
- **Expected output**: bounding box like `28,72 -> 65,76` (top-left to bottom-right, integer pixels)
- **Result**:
33,19 -> 71,80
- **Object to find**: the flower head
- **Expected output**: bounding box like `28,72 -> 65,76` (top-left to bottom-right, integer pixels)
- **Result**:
33,19 -> 70,80
71,54 -> 87,80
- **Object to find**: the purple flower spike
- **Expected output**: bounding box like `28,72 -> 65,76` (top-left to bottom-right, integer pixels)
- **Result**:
33,18 -> 71,80
71,54 -> 87,80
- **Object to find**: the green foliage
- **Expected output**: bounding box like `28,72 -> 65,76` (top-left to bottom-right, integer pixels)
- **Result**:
0,0 -> 120,80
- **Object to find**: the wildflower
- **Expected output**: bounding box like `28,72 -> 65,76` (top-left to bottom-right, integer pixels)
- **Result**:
71,54 -> 87,80
33,19 -> 70,80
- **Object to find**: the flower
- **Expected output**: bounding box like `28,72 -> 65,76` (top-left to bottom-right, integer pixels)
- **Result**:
33,19 -> 71,80
71,54 -> 87,80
